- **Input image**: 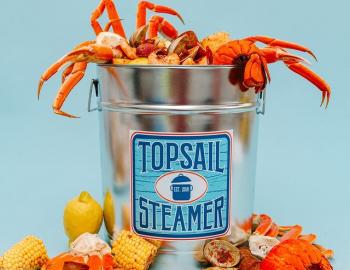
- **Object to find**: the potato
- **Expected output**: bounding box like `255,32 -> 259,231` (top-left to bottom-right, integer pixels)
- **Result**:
201,32 -> 231,53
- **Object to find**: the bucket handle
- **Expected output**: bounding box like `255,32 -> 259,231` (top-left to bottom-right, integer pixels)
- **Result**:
256,90 -> 266,115
88,79 -> 100,112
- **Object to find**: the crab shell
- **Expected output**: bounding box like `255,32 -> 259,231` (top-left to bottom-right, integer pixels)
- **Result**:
42,252 -> 114,270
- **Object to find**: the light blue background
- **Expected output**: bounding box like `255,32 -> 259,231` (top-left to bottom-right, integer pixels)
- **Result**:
0,0 -> 349,269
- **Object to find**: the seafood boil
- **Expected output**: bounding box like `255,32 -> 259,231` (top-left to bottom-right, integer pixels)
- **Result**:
37,0 -> 331,118
29,0 -> 335,269
0,212 -> 334,270
197,213 -> 334,270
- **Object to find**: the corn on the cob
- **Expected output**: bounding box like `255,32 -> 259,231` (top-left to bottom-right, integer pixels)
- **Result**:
0,256 -> 4,270
145,239 -> 162,249
2,235 -> 48,270
112,230 -> 158,270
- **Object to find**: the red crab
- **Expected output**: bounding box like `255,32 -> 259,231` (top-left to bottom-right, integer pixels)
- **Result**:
260,239 -> 333,270
42,252 -> 113,270
213,36 -> 331,107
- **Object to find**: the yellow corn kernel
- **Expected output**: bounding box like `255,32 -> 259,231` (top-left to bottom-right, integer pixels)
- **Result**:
112,230 -> 158,270
2,235 -> 48,270
145,239 -> 162,249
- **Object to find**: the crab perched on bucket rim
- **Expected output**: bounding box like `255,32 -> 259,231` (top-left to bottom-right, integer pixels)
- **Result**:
38,0 -> 184,118
37,0 -> 331,118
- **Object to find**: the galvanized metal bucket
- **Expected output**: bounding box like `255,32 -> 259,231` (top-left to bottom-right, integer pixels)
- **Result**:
89,65 -> 265,270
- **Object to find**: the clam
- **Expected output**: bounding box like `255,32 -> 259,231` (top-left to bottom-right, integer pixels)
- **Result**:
129,24 -> 149,47
248,235 -> 280,259
203,240 -> 240,268
226,225 -> 249,247
181,46 -> 199,64
169,31 -> 205,62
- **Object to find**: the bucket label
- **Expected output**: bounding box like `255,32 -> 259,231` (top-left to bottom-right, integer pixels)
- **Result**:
130,131 -> 232,240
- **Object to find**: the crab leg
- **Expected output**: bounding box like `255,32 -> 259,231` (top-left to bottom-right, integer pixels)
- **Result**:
38,54 -> 76,98
137,0 -> 184,29
61,63 -> 75,83
299,234 -> 317,243
39,44 -> 114,117
90,0 -> 126,37
266,223 -> 279,237
245,35 -> 317,60
285,61 -> 331,107
38,41 -> 95,98
52,62 -> 87,118
280,225 -> 302,241
149,15 -> 179,39
240,214 -> 255,233
253,214 -> 273,235
50,44 -> 114,117
260,47 -> 310,65
260,46 -> 331,107
313,244 -> 334,259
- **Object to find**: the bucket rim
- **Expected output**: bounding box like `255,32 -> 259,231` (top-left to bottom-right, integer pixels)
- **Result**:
97,64 -> 238,70
98,102 -> 259,114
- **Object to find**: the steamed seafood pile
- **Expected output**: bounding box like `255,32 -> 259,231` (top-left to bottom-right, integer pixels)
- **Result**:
38,0 -> 331,118
0,190 -> 334,270
196,214 -> 334,270
0,215 -> 333,270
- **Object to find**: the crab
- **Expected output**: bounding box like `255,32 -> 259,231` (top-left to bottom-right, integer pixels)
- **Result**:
38,0 -> 184,118
212,35 -> 331,107
42,233 -> 113,270
240,214 -> 334,259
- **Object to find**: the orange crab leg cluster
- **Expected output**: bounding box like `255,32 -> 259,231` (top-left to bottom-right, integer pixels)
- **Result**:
241,214 -> 334,259
38,42 -> 116,117
53,62 -> 88,118
38,0 -> 184,118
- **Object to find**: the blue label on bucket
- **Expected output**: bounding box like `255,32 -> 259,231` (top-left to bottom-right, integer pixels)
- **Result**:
130,131 -> 232,240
